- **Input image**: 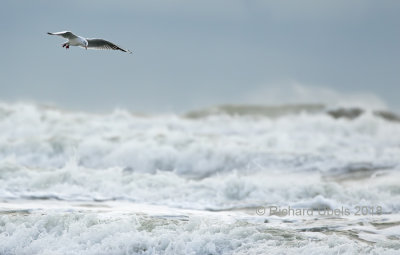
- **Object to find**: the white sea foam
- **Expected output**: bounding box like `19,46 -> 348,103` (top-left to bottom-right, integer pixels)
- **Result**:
0,103 -> 399,174
0,102 -> 399,254
0,159 -> 399,213
0,103 -> 399,209
0,210 -> 399,255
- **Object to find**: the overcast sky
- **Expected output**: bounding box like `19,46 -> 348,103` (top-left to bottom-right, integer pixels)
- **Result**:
1,1 -> 399,113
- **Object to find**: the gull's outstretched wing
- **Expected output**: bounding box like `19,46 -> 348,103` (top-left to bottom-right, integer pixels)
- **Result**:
86,38 -> 132,53
47,31 -> 78,39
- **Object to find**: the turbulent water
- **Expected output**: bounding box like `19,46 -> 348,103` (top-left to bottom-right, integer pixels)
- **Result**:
0,102 -> 399,254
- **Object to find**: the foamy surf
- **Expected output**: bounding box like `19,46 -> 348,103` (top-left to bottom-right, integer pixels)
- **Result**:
0,102 -> 399,254
1,200 -> 399,254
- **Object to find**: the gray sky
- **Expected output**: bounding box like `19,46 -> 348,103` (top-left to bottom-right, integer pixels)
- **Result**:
1,0 -> 399,113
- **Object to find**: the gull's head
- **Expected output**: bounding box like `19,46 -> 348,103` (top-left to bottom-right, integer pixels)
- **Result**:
84,40 -> 88,50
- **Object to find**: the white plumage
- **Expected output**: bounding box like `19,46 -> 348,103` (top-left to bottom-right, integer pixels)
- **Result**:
47,31 -> 132,54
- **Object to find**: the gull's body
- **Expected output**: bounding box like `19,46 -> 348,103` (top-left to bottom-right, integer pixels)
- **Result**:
47,31 -> 132,53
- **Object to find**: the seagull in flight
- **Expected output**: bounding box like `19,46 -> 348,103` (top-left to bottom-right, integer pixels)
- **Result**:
47,31 -> 132,54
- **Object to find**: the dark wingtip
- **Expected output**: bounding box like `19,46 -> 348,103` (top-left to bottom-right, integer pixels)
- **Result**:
119,47 -> 132,54
47,32 -> 52,35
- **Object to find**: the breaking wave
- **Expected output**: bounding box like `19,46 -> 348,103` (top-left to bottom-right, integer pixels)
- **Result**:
1,101 -> 400,254
0,102 -> 399,212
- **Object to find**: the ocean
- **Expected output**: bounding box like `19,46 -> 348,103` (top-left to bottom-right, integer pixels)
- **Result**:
0,102 -> 399,254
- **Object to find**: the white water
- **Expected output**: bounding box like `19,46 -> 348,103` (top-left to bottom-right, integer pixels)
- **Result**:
0,102 -> 399,254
